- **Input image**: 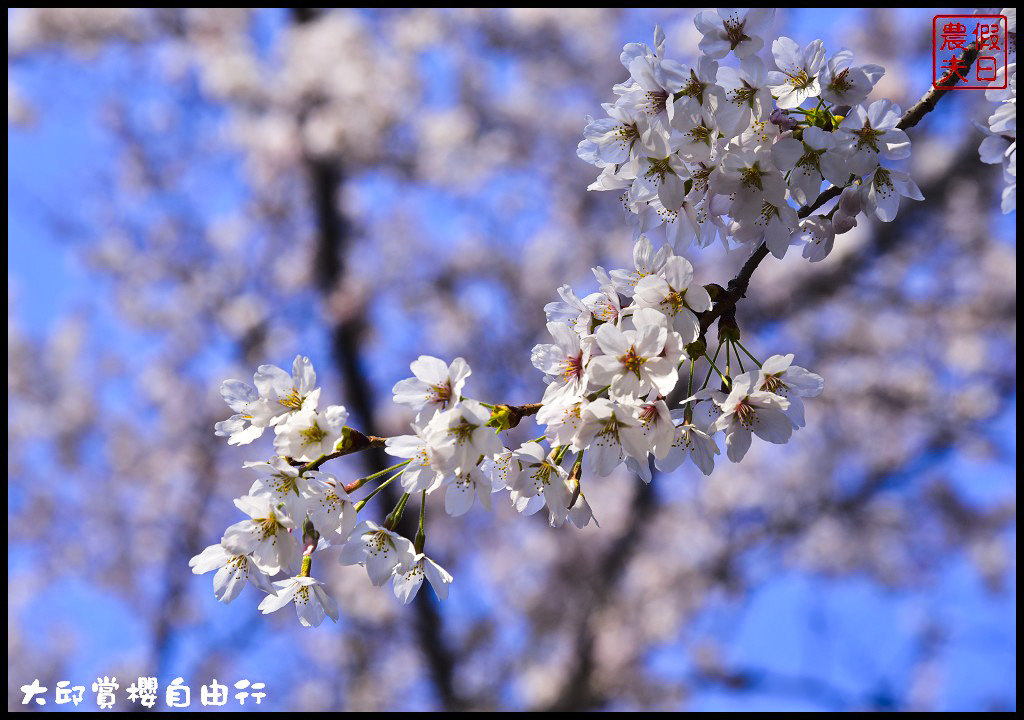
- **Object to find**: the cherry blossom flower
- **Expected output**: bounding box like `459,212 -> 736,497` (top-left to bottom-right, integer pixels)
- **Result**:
715,56 -> 772,137
979,62 -> 1016,214
731,177 -> 800,258
577,102 -> 643,168
860,164 -> 924,222
567,491 -> 599,529
671,55 -> 724,115
391,355 -> 471,418
608,236 -> 672,297
767,37 -> 826,110
586,156 -> 639,193
385,430 -> 447,494
244,456 -> 331,522
831,184 -> 863,236
798,215 -> 837,262
258,575 -> 339,628
629,129 -> 689,212
689,387 -> 728,435
544,283 -> 596,334
214,381 -> 275,446
634,394 -> 676,462
582,283 -> 626,328
256,355 -> 319,420
719,143 -> 781,204
536,389 -> 586,449
632,193 -> 721,251
632,256 -> 711,343
392,553 -> 453,604
610,236 -> 675,294
273,404 -> 348,462
755,354 -> 825,429
214,355 -> 320,445
482,448 -> 517,491
424,399 -> 503,474
818,49 -> 884,107
305,475 -> 358,543
712,372 -> 793,462
221,494 -> 299,576
531,321 -> 592,400
575,398 -> 648,476
770,126 -> 847,205
835,99 -> 911,176
615,26 -> 688,140
189,542 -> 276,604
445,464 -> 502,516
339,520 -> 417,586
671,100 -> 721,162
694,8 -> 775,60
979,133 -> 1014,169
655,413 -> 720,476
507,441 -> 572,526
588,307 -> 678,399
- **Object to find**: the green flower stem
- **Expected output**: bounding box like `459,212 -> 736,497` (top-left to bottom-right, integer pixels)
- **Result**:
734,339 -> 762,369
384,492 -> 411,531
586,384 -> 612,401
703,351 -> 730,389
567,451 -> 584,510
344,460 -> 410,494
731,340 -> 746,374
415,490 -> 427,554
685,358 -> 695,424
553,444 -> 570,465
699,341 -> 723,390
353,469 -> 403,513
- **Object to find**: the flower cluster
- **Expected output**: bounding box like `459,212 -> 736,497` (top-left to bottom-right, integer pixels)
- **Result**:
534,236 -> 822,478
197,292 -> 822,625
199,9 -> 1010,625
578,11 -> 922,262
385,355 -> 607,528
196,356 -> 454,626
213,355 -> 346,459
977,9 -> 1016,215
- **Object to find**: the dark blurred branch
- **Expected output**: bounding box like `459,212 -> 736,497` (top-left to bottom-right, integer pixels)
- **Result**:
689,662 -> 895,711
291,9 -> 465,710
543,475 -> 656,712
304,155 -> 468,712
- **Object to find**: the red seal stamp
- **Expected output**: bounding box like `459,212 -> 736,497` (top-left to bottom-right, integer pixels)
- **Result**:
933,15 -> 1009,89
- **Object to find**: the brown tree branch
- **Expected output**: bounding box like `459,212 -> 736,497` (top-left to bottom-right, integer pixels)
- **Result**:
899,42 -> 980,131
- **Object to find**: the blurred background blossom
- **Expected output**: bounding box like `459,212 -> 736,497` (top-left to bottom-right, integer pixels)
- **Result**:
7,7 -> 1015,711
